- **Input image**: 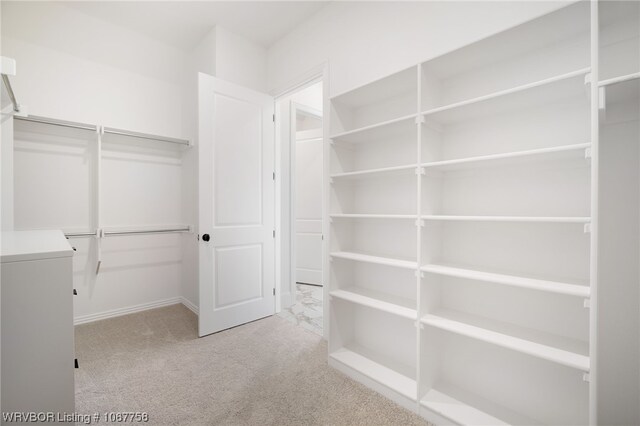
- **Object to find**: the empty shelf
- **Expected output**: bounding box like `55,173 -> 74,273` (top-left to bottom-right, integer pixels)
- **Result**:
421,215 -> 590,224
420,143 -> 591,171
421,264 -> 590,298
421,68 -> 590,124
421,309 -> 589,371
330,287 -> 417,319
330,251 -> 417,270
329,114 -> 417,143
330,214 -> 417,220
331,164 -> 416,180
330,346 -> 417,400
421,384 -> 540,426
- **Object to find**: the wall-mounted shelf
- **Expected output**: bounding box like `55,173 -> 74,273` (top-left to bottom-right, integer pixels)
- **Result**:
330,113 -> 417,142
330,164 -> 416,180
330,251 -> 417,270
422,309 -> 589,371
421,263 -> 590,298
422,68 -> 590,125
14,115 -> 97,139
102,126 -> 190,150
421,215 -> 591,224
421,143 -> 591,172
330,214 -> 417,220
330,288 -> 417,319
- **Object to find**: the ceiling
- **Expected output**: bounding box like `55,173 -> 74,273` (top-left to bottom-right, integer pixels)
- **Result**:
63,1 -> 328,50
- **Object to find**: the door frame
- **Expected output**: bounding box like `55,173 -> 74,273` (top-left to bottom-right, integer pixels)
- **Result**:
273,62 -> 329,339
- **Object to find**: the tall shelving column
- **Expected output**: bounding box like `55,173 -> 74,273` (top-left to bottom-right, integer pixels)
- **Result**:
328,66 -> 420,411
416,2 -> 593,425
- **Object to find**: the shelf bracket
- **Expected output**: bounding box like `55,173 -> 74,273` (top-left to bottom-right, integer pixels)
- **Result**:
583,223 -> 591,234
582,372 -> 590,383
415,167 -> 425,176
583,298 -> 591,309
584,147 -> 591,160
414,271 -> 424,278
415,321 -> 424,330
415,219 -> 424,227
415,116 -> 425,125
598,86 -> 606,111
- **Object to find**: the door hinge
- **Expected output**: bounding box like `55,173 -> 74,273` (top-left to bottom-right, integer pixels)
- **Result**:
273,229 -> 275,238
272,114 -> 275,122
273,288 -> 276,296
273,172 -> 275,180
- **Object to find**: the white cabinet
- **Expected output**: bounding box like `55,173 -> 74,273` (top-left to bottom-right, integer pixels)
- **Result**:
1,230 -> 75,424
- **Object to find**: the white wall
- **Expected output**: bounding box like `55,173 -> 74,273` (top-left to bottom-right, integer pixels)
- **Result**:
267,1 -> 572,96
215,26 -> 267,93
1,2 -> 185,137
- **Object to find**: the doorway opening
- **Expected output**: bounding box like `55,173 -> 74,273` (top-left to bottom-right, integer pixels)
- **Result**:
275,80 -> 324,336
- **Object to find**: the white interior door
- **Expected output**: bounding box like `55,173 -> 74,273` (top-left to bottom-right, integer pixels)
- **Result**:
294,125 -> 323,286
198,73 -> 275,337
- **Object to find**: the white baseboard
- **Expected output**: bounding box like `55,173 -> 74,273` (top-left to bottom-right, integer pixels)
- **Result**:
74,297 -> 183,325
181,297 -> 199,315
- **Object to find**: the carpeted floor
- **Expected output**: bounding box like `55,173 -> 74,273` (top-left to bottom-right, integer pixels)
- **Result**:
75,304 -> 430,425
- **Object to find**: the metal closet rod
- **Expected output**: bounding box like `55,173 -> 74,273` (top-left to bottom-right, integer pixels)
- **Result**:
64,227 -> 191,238
1,74 -> 20,113
103,227 -> 191,236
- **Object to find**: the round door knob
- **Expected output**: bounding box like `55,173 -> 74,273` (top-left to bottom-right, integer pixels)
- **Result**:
202,234 -> 210,242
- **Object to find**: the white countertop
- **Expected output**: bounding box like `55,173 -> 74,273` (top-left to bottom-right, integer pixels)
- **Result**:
1,230 -> 73,263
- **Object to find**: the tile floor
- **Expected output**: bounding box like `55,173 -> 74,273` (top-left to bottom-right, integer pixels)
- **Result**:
277,283 -> 323,335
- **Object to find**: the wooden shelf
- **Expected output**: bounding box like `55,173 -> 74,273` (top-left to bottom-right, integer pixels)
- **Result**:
420,143 -> 591,172
421,263 -> 590,298
330,214 -> 417,220
421,309 -> 590,371
330,346 -> 417,400
330,251 -> 417,270
331,164 -> 416,180
330,287 -> 417,319
329,113 -> 417,143
421,68 -> 590,124
421,384 -> 540,426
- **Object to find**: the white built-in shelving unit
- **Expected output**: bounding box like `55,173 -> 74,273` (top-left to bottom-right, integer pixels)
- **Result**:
328,1 -> 639,424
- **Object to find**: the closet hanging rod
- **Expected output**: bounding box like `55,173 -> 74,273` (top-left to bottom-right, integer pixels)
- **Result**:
1,74 -> 19,113
103,227 -> 191,237
64,231 -> 97,238
102,127 -> 189,146
14,115 -> 97,132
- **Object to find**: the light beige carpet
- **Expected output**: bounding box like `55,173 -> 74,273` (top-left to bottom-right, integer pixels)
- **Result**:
75,304 -> 431,426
